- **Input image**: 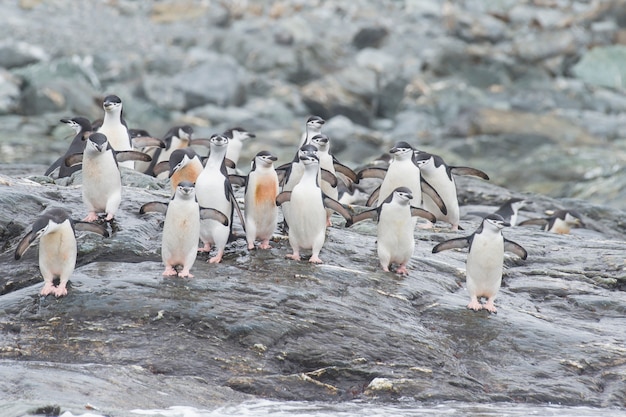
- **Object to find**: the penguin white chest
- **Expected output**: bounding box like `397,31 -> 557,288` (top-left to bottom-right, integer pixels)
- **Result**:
466,233 -> 504,297
379,162 -> 421,204
377,205 -> 414,264
82,152 -> 121,212
289,183 -> 326,248
195,170 -> 231,216
39,227 -> 77,278
162,200 -> 200,264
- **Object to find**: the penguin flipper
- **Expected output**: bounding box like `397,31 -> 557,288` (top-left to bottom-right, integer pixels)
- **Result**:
322,195 -> 352,224
131,136 -> 165,149
65,153 -> 84,167
450,166 -> 490,180
321,168 -> 338,188
356,167 -> 387,183
275,191 -> 292,206
116,150 -> 152,163
421,178 -> 448,215
432,237 -> 470,254
365,186 -> 381,207
139,202 -> 169,215
44,156 -> 64,176
276,169 -> 287,185
504,239 -> 528,260
345,208 -> 377,228
228,185 -> 246,232
74,221 -> 110,238
200,208 -> 229,227
332,158 -> 358,182
410,206 -> 436,223
228,174 -> 247,187
153,160 -> 170,177
14,231 -> 36,260
518,218 -> 548,227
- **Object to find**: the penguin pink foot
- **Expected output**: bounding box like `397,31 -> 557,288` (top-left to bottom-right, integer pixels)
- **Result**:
209,250 -> 224,264
198,243 -> 212,253
178,268 -> 194,278
83,212 -> 99,222
286,253 -> 301,261
467,298 -> 483,311
395,264 -> 409,276
40,282 -> 56,296
483,299 -> 498,314
163,266 -> 178,276
308,255 -> 323,264
52,284 -> 68,298
258,240 -> 271,250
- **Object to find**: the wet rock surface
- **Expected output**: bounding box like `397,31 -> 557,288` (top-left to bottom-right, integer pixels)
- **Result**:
0,166 -> 625,414
0,0 -> 626,414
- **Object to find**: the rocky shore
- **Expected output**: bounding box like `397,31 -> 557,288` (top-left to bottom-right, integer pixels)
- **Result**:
1,0 -> 626,415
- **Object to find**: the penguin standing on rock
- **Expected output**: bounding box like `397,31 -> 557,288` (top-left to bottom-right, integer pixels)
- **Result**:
413,151 -> 489,230
346,187 -> 436,275
65,132 -> 152,222
493,198 -> 526,226
276,154 -> 352,264
195,133 -> 244,263
244,151 -> 279,250
96,94 -> 134,169
45,117 -> 93,178
356,142 -> 447,226
140,182 -> 229,277
432,214 -> 527,313
14,207 -> 109,297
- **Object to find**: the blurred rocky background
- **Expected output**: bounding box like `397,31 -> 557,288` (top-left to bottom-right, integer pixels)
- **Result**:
1,0 -> 626,207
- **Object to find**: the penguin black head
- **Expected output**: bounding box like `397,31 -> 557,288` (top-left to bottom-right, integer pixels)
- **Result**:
60,117 -> 92,136
299,144 -> 318,155
209,133 -> 229,147
483,214 -> 510,229
103,95 -> 122,107
87,132 -> 109,152
390,141 -> 414,156
224,127 -> 255,140
306,116 -> 325,126
299,153 -> 320,165
310,134 -> 330,149
175,181 -> 196,199
392,187 -> 413,204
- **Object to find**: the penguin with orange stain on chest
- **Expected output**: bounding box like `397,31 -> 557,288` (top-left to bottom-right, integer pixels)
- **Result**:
244,151 -> 280,250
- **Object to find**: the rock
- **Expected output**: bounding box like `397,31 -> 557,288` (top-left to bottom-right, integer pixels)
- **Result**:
0,41 -> 48,69
571,45 -> 626,89
352,26 -> 389,49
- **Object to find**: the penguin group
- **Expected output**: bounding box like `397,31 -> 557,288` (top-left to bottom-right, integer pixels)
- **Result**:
17,96 -> 588,314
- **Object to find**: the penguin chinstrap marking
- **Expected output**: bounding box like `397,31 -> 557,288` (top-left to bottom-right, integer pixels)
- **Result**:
276,154 -> 352,264
432,214 -> 528,313
96,94 -> 134,169
346,187 -> 436,275
244,151 -> 279,250
139,182 -> 229,277
195,133 -> 245,263
413,151 -> 489,230
45,117 -> 93,178
65,132 -> 152,222
14,208 -> 109,297
356,142 -> 448,228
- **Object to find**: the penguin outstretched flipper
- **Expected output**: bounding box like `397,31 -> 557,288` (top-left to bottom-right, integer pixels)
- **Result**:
275,191 -> 292,206
411,207 -> 437,223
115,150 -> 152,164
345,207 -> 377,228
131,135 -> 165,149
322,195 -> 352,224
355,167 -> 387,183
431,236 -> 470,253
320,169 -> 338,188
365,186 -> 381,207
65,153 -> 83,168
73,222 -> 110,237
450,166 -> 490,180
504,239 -> 528,259
228,174 -> 247,187
140,202 -> 169,215
333,158 -> 357,183
44,156 -> 65,177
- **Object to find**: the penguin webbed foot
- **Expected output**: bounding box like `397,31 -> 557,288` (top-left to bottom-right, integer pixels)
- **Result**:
163,266 -> 178,276
40,282 -> 56,297
285,253 -> 301,261
467,299 -> 483,311
308,255 -> 323,264
209,251 -> 224,263
394,264 -> 409,276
